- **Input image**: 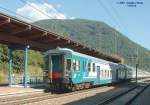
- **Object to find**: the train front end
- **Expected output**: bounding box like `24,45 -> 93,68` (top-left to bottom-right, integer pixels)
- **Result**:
46,49 -> 72,90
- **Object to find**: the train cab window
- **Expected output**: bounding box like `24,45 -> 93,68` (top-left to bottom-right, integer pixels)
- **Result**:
93,63 -> 95,72
88,63 -> 91,72
66,59 -> 71,71
76,60 -> 80,71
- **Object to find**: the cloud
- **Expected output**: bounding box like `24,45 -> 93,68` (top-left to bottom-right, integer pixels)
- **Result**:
16,2 -> 68,22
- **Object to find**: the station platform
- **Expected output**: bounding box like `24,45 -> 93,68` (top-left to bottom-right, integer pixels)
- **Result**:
0,86 -> 45,97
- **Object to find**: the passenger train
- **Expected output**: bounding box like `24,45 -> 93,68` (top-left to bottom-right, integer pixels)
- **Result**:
45,48 -> 133,91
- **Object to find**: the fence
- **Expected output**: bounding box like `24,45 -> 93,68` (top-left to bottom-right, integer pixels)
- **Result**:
12,75 -> 48,85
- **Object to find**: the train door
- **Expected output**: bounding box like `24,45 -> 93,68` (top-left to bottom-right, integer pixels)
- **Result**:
64,59 -> 71,78
72,59 -> 81,83
49,54 -> 64,82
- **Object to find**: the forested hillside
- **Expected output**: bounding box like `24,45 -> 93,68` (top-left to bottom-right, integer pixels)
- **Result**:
0,18 -> 150,82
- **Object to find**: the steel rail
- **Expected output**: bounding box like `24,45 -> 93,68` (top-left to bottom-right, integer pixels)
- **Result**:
125,84 -> 150,105
96,85 -> 139,105
0,86 -> 109,105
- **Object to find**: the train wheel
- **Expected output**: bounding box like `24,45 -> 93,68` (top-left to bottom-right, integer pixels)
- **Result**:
76,85 -> 80,90
80,84 -> 84,90
71,86 -> 76,91
85,83 -> 90,89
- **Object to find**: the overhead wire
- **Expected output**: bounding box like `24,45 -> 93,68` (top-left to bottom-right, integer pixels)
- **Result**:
97,0 -> 126,55
20,0 -> 55,19
107,1 -> 128,56
106,1 -> 128,34
97,0 -> 121,29
35,0 -> 55,17
97,0 -> 140,67
40,0 -> 66,17
106,1 -> 139,67
19,0 -> 61,35
0,6 -> 34,22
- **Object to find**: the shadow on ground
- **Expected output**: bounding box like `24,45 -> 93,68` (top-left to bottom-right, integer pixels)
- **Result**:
62,83 -> 137,105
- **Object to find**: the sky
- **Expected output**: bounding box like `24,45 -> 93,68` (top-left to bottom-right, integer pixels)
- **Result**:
0,0 -> 149,50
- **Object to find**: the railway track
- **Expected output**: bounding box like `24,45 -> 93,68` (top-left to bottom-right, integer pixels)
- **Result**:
0,85 -> 112,105
0,82 -> 147,105
97,83 -> 150,105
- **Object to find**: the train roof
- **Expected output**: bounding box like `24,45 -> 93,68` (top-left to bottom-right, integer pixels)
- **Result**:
47,48 -> 118,65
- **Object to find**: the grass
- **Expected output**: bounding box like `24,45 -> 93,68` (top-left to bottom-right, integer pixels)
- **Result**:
29,65 -> 44,76
0,71 -> 8,83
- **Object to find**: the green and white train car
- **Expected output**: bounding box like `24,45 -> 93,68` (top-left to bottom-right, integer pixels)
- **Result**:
45,48 -> 132,90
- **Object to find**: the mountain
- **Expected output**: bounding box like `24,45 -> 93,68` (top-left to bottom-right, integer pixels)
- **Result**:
33,19 -> 150,71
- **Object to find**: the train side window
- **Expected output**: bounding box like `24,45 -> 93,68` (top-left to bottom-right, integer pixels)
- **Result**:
106,70 -> 108,78
73,60 -> 76,70
83,61 -> 86,72
83,61 -> 85,71
102,70 -> 105,78
110,70 -> 112,77
97,66 -> 100,71
66,59 -> 71,71
76,60 -> 80,71
101,70 -> 103,78
107,70 -> 109,78
93,63 -> 95,72
104,70 -> 106,78
88,63 -> 91,72
103,70 -> 105,78
105,70 -> 107,78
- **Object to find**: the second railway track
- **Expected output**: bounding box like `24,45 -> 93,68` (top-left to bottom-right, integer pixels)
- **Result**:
97,83 -> 150,105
